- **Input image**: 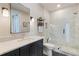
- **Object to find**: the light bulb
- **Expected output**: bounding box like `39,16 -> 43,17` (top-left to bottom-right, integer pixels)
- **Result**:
57,4 -> 61,8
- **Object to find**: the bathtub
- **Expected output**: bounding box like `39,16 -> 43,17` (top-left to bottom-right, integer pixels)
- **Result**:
43,43 -> 79,56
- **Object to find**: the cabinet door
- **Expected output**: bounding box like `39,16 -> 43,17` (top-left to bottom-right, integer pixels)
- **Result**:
2,49 -> 19,56
19,45 -> 30,56
29,45 -> 36,56
34,39 -> 43,56
33,46 -> 43,56
30,39 -> 43,56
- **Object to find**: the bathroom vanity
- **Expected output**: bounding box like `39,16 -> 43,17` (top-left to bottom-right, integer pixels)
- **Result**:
0,36 -> 43,56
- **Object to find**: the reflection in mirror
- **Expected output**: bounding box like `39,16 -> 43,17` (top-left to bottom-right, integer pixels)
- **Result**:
10,3 -> 30,34
2,7 -> 9,17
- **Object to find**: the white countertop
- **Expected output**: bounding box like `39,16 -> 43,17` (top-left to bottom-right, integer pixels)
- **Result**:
58,46 -> 79,56
44,43 -> 79,56
0,36 -> 43,55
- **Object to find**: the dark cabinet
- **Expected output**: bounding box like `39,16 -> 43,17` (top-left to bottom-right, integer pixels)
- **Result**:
1,39 -> 43,56
19,45 -> 30,56
30,46 -> 43,56
30,39 -> 43,56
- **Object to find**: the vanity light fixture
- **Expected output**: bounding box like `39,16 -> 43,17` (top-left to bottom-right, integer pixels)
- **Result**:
57,4 -> 61,8
2,7 -> 9,17
30,16 -> 34,22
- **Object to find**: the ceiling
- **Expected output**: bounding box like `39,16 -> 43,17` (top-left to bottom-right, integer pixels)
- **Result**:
40,3 -> 79,12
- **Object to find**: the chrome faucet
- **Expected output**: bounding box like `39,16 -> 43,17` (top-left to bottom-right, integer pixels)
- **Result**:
47,38 -> 49,43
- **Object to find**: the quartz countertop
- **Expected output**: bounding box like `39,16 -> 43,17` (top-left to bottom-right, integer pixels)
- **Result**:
44,43 -> 79,56
57,45 -> 79,56
0,36 -> 43,55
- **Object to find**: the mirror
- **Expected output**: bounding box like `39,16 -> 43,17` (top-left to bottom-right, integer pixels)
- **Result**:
10,3 -> 30,34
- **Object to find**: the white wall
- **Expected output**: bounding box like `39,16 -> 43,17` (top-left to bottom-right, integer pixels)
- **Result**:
43,8 -> 51,42
22,3 -> 50,36
49,5 -> 79,48
22,3 -> 44,18
0,4 -> 10,37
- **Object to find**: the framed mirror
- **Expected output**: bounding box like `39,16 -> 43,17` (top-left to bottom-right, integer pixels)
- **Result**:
10,3 -> 30,34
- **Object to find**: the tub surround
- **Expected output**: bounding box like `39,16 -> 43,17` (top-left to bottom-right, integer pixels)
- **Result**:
0,36 -> 43,55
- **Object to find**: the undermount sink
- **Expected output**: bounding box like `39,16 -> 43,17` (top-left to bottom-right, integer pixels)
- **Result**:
16,38 -> 29,42
43,43 -> 55,49
16,37 -> 35,42
44,43 -> 62,51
